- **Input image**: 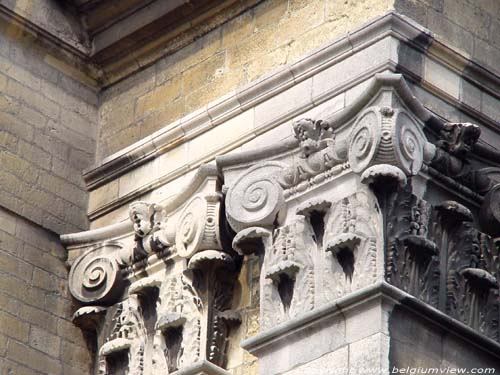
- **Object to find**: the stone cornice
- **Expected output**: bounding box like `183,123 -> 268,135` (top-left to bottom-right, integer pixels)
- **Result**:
241,281 -> 500,360
82,11 -> 500,213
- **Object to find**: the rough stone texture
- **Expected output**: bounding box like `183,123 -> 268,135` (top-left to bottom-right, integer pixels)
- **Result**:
0,207 -> 91,375
0,11 -> 98,375
97,0 -> 398,160
95,0 -> 499,161
0,20 -> 98,234
395,0 -> 500,74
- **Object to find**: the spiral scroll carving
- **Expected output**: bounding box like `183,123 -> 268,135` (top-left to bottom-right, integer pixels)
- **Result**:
348,107 -> 425,177
176,195 -> 206,258
175,194 -> 221,258
69,244 -> 124,305
348,109 -> 381,173
393,110 -> 424,175
226,162 -> 286,232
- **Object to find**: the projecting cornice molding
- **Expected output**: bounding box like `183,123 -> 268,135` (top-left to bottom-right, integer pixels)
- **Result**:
81,12 -> 500,223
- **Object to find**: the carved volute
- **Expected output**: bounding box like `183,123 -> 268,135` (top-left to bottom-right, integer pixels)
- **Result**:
63,73 -> 500,374
65,166 -> 239,375
222,73 -> 500,343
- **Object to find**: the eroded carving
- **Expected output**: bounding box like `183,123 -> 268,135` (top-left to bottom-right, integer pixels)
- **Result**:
437,122 -> 480,157
99,296 -> 147,375
69,242 -> 126,305
130,201 -> 169,260
322,192 -> 379,299
226,162 -> 286,232
175,193 -> 222,258
280,119 -> 348,198
348,107 -> 425,178
261,219 -> 315,329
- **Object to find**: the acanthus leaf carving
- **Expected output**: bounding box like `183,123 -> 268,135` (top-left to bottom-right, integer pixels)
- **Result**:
261,219 -> 315,330
322,192 -> 379,300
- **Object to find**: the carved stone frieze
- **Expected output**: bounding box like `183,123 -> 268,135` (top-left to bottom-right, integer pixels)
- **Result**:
66,166 -> 240,375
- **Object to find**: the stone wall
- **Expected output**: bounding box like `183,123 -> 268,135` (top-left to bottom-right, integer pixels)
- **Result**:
395,0 -> 500,72
0,207 -> 92,375
97,0 -> 500,161
97,0 -> 394,159
0,19 -> 98,234
0,14 -> 98,375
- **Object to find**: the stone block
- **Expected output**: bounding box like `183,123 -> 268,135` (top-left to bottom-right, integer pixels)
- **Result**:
60,339 -> 93,370
0,111 -> 34,142
60,108 -> 97,139
424,58 -> 460,99
460,79 -> 482,112
35,130 -> 70,161
312,38 -> 396,102
135,75 -> 183,119
283,346 -> 348,375
23,244 -> 68,278
222,11 -> 254,48
482,91 -> 500,123
118,161 -> 158,197
0,130 -> 19,153
32,267 -> 60,293
473,38 -> 500,76
254,78 -> 313,131
0,250 -> 32,282
427,9 -> 474,55
254,0 -> 288,32
0,54 -> 40,90
344,298 -> 387,343
88,179 -> 119,213
348,333 -> 390,374
20,304 -> 58,334
183,52 -> 226,93
257,315 -> 346,374
29,325 -> 61,358
0,207 -> 17,235
443,0 -> 491,40
6,79 -> 59,120
7,341 -> 62,374
155,29 -> 222,86
0,310 -> 30,342
245,45 -> 289,83
187,108 -> 254,164
39,172 -> 87,209
16,103 -> 47,128
0,150 -> 38,184
0,358 -> 35,375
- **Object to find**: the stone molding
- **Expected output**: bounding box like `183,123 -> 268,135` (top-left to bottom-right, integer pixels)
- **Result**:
242,281 -> 500,366
82,12 -> 500,221
63,71 -> 500,374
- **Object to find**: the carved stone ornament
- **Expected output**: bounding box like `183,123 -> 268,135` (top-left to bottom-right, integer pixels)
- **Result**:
175,193 -> 222,257
62,73 -> 500,374
226,161 -> 286,232
68,242 -> 126,305
348,106 -> 426,177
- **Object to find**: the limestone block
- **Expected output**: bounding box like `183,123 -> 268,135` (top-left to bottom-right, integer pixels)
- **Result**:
424,58 -> 460,99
